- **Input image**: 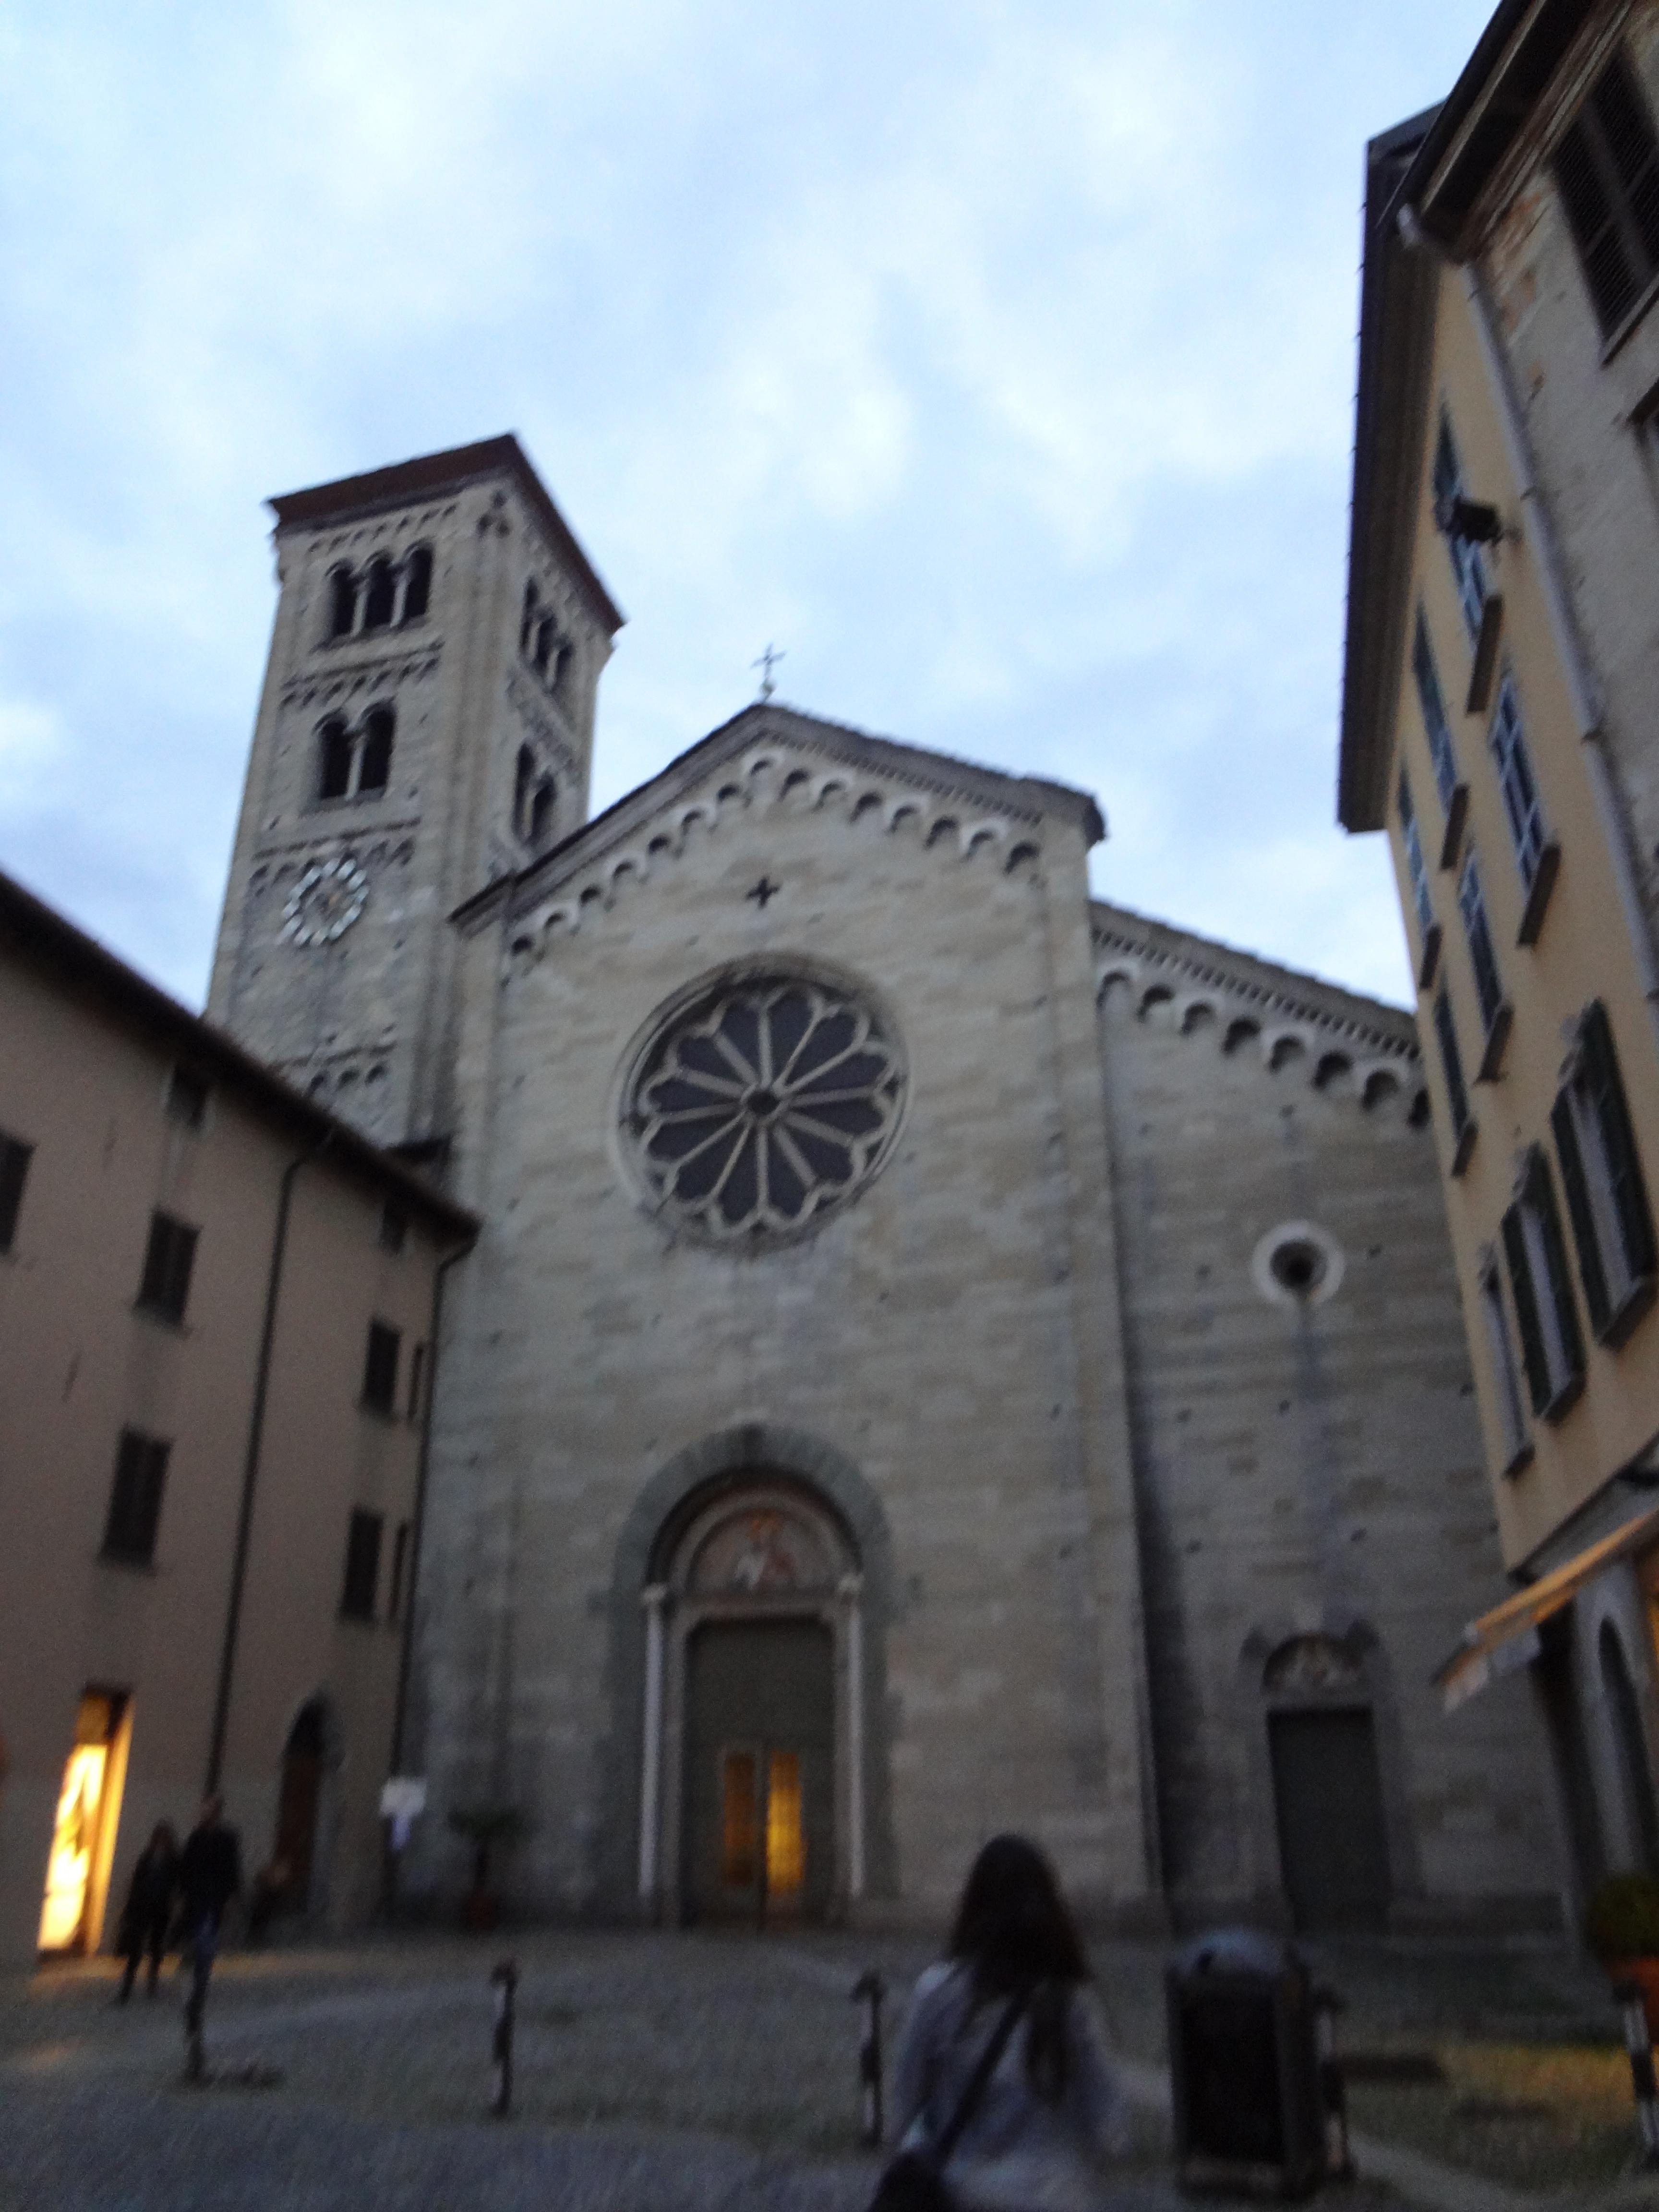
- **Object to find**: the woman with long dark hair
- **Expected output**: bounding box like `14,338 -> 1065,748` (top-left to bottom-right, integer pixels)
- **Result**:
888,1834 -> 1128,2208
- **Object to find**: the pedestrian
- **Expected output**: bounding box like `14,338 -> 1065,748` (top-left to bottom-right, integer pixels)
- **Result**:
114,1821 -> 179,2002
884,1833 -> 1129,2211
177,1793 -> 242,2049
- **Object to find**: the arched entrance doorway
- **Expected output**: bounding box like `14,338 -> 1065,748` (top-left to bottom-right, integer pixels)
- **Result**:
1262,1634 -> 1391,1933
638,1476 -> 860,1925
273,1697 -> 335,1915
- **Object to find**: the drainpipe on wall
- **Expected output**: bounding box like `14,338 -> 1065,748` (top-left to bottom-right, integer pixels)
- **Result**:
205,1142 -> 324,1795
388,1238 -> 472,1777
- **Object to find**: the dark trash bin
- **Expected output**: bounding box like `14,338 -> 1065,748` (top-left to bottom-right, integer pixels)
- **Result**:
1166,1928 -> 1326,2200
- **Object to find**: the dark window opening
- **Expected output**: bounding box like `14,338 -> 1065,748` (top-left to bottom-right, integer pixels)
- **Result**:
166,1065 -> 210,1129
1553,1000 -> 1658,1338
514,745 -> 534,835
137,1211 -> 198,1323
358,706 -> 394,794
533,616 -> 555,673
388,1520 -> 411,1621
1555,48 -> 1659,336
362,557 -> 396,631
402,546 -> 432,622
362,1319 -> 401,1413
1269,1239 -> 1324,1295
408,1342 -> 426,1422
529,777 -> 556,846
318,718 -> 353,801
327,566 -> 356,640
520,579 -> 539,654
340,1508 -> 384,1621
0,1131 -> 32,1251
104,1430 -> 169,1565
379,1202 -> 408,1254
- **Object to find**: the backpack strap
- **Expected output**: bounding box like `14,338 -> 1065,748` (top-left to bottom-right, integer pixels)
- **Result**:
932,1988 -> 1029,2170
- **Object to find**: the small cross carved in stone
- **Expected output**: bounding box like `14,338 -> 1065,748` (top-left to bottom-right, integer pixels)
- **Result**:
746,876 -> 781,910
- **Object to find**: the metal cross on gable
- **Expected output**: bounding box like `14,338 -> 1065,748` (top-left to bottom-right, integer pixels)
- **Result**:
752,644 -> 785,702
746,876 -> 781,909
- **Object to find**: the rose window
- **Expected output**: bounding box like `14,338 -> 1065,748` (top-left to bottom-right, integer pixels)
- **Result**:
626,974 -> 905,1240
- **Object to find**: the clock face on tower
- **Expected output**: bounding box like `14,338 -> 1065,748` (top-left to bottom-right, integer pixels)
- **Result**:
280,856 -> 370,947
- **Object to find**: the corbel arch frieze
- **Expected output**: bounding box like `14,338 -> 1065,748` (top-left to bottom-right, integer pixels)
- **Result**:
1092,950 -> 1428,1126
501,749 -> 1039,968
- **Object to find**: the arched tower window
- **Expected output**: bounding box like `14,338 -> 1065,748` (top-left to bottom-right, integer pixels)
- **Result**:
362,557 -> 396,632
533,614 -> 556,674
317,717 -> 353,800
513,745 -> 534,836
401,546 -> 432,623
358,706 -> 395,794
326,567 -> 356,641
519,580 -> 539,654
529,777 -> 556,846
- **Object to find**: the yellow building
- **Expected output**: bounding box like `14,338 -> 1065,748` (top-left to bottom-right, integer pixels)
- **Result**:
0,869 -> 474,1966
1342,0 -> 1659,1901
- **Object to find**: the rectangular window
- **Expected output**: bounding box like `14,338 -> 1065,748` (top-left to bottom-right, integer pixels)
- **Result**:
1552,1000 -> 1659,1342
1433,415 -> 1488,637
1478,1251 -> 1532,1472
1458,854 -> 1506,1037
362,1320 -> 401,1413
1554,47 -> 1659,337
1502,1149 -> 1586,1419
104,1430 -> 170,1565
1397,773 -> 1440,980
136,1211 -> 198,1323
0,1130 -> 33,1251
1488,674 -> 1549,891
165,1066 -> 210,1130
340,1508 -> 384,1621
379,1202 -> 407,1254
1412,611 -> 1460,819
408,1342 -> 427,1422
1432,991 -> 1477,1173
388,1519 -> 411,1622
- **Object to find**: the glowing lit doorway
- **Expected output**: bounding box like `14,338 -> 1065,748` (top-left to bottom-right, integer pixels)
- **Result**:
38,1690 -> 130,1955
686,1618 -> 832,1922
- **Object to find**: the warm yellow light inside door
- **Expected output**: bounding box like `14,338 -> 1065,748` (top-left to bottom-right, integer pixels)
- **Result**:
765,1751 -> 804,1899
38,1743 -> 108,1952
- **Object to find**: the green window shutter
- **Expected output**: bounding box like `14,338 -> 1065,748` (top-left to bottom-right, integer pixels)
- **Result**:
1552,1092 -> 1612,1336
1503,1204 -> 1552,1416
1584,1001 -> 1658,1285
1534,1156 -> 1587,1382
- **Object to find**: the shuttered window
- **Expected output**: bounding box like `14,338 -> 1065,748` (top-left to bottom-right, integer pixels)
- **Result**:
1552,1000 -> 1657,1340
1413,612 -> 1459,815
362,1319 -> 401,1413
1488,674 -> 1548,891
1398,774 -> 1436,943
1432,991 -> 1474,1168
1502,1149 -> 1585,1417
104,1430 -> 170,1564
137,1210 -> 198,1323
1457,855 -> 1505,1033
1433,418 -> 1487,637
1554,48 -> 1659,337
1478,1252 -> 1531,1470
0,1131 -> 32,1251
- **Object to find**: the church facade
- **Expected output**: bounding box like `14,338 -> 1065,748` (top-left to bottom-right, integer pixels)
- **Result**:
209,436 -> 1562,1934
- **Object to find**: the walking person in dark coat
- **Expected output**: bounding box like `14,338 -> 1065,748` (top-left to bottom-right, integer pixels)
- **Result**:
115,1821 -> 179,2002
178,1794 -> 242,2051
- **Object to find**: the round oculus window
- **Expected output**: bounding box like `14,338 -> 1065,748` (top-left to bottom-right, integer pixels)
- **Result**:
624,972 -> 905,1242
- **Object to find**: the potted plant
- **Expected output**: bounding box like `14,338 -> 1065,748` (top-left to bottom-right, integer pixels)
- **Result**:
446,1804 -> 525,1932
1585,1873 -> 1659,2036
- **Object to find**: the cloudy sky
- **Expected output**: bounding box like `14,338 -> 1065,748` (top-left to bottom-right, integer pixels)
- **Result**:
0,0 -> 1494,1012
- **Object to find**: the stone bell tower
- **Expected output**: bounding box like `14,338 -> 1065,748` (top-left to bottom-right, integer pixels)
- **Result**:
207,435 -> 623,1149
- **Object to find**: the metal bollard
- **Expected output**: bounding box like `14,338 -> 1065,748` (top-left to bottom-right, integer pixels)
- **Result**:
851,1969 -> 886,2147
490,1957 -> 519,2119
1312,1985 -> 1353,2182
1615,1981 -> 1659,2168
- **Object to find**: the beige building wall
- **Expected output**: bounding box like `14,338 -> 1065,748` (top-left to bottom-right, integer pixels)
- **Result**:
0,878 -> 472,1968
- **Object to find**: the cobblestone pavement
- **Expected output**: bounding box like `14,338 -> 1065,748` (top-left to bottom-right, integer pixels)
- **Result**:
0,1927 -> 1576,2211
